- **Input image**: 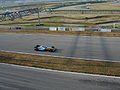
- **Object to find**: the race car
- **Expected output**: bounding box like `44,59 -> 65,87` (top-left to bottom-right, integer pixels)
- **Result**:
34,45 -> 56,52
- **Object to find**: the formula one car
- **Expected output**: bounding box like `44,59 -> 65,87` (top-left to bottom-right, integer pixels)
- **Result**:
34,45 -> 56,52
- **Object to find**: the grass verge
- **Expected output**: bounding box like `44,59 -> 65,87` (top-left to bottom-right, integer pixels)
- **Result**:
87,4 -> 120,10
0,51 -> 120,76
0,29 -> 120,37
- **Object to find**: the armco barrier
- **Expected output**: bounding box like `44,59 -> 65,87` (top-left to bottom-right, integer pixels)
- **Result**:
49,27 -> 57,31
0,26 -> 120,32
85,28 -> 98,32
57,27 -> 66,31
111,29 -> 120,32
100,29 -> 111,32
0,26 -> 10,29
71,28 -> 85,31
19,27 -> 49,30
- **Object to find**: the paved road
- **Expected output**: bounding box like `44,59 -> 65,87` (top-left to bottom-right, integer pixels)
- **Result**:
0,33 -> 120,62
0,63 -> 120,90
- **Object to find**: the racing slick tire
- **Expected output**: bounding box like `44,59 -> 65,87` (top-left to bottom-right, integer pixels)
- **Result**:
51,46 -> 55,48
34,48 -> 39,51
49,49 -> 56,52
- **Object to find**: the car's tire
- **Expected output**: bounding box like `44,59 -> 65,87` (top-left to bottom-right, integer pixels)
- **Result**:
34,45 -> 39,48
36,45 -> 40,47
51,46 -> 55,48
49,49 -> 56,52
49,50 -> 53,52
34,48 -> 38,51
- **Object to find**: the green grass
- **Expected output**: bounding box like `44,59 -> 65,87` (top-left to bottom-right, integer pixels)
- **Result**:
0,24 -> 78,27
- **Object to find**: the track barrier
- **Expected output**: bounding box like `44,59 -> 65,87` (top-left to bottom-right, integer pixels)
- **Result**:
1,26 -> 120,32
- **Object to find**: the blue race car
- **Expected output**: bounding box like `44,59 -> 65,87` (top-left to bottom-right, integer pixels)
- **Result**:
34,45 -> 56,52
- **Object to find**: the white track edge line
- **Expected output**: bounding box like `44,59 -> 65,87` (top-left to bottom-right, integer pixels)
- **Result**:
0,33 -> 120,39
0,63 -> 120,79
1,50 -> 120,63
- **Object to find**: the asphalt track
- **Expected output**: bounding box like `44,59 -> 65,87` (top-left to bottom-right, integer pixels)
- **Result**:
0,63 -> 120,90
0,33 -> 120,62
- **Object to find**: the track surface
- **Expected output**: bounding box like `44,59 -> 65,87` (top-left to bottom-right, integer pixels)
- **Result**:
0,63 -> 120,90
0,33 -> 120,62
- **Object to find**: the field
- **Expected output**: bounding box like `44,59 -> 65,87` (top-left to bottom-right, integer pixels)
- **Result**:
1,2 -> 120,29
87,3 -> 120,10
0,14 -> 120,29
0,51 -> 120,76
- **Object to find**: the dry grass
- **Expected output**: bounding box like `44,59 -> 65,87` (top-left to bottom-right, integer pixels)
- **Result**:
87,4 -> 120,10
1,15 -> 120,28
0,51 -> 120,76
0,29 -> 120,37
51,11 -> 120,14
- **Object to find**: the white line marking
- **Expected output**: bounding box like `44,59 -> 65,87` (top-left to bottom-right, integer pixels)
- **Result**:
0,33 -> 120,39
1,50 -> 120,62
0,63 -> 120,80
